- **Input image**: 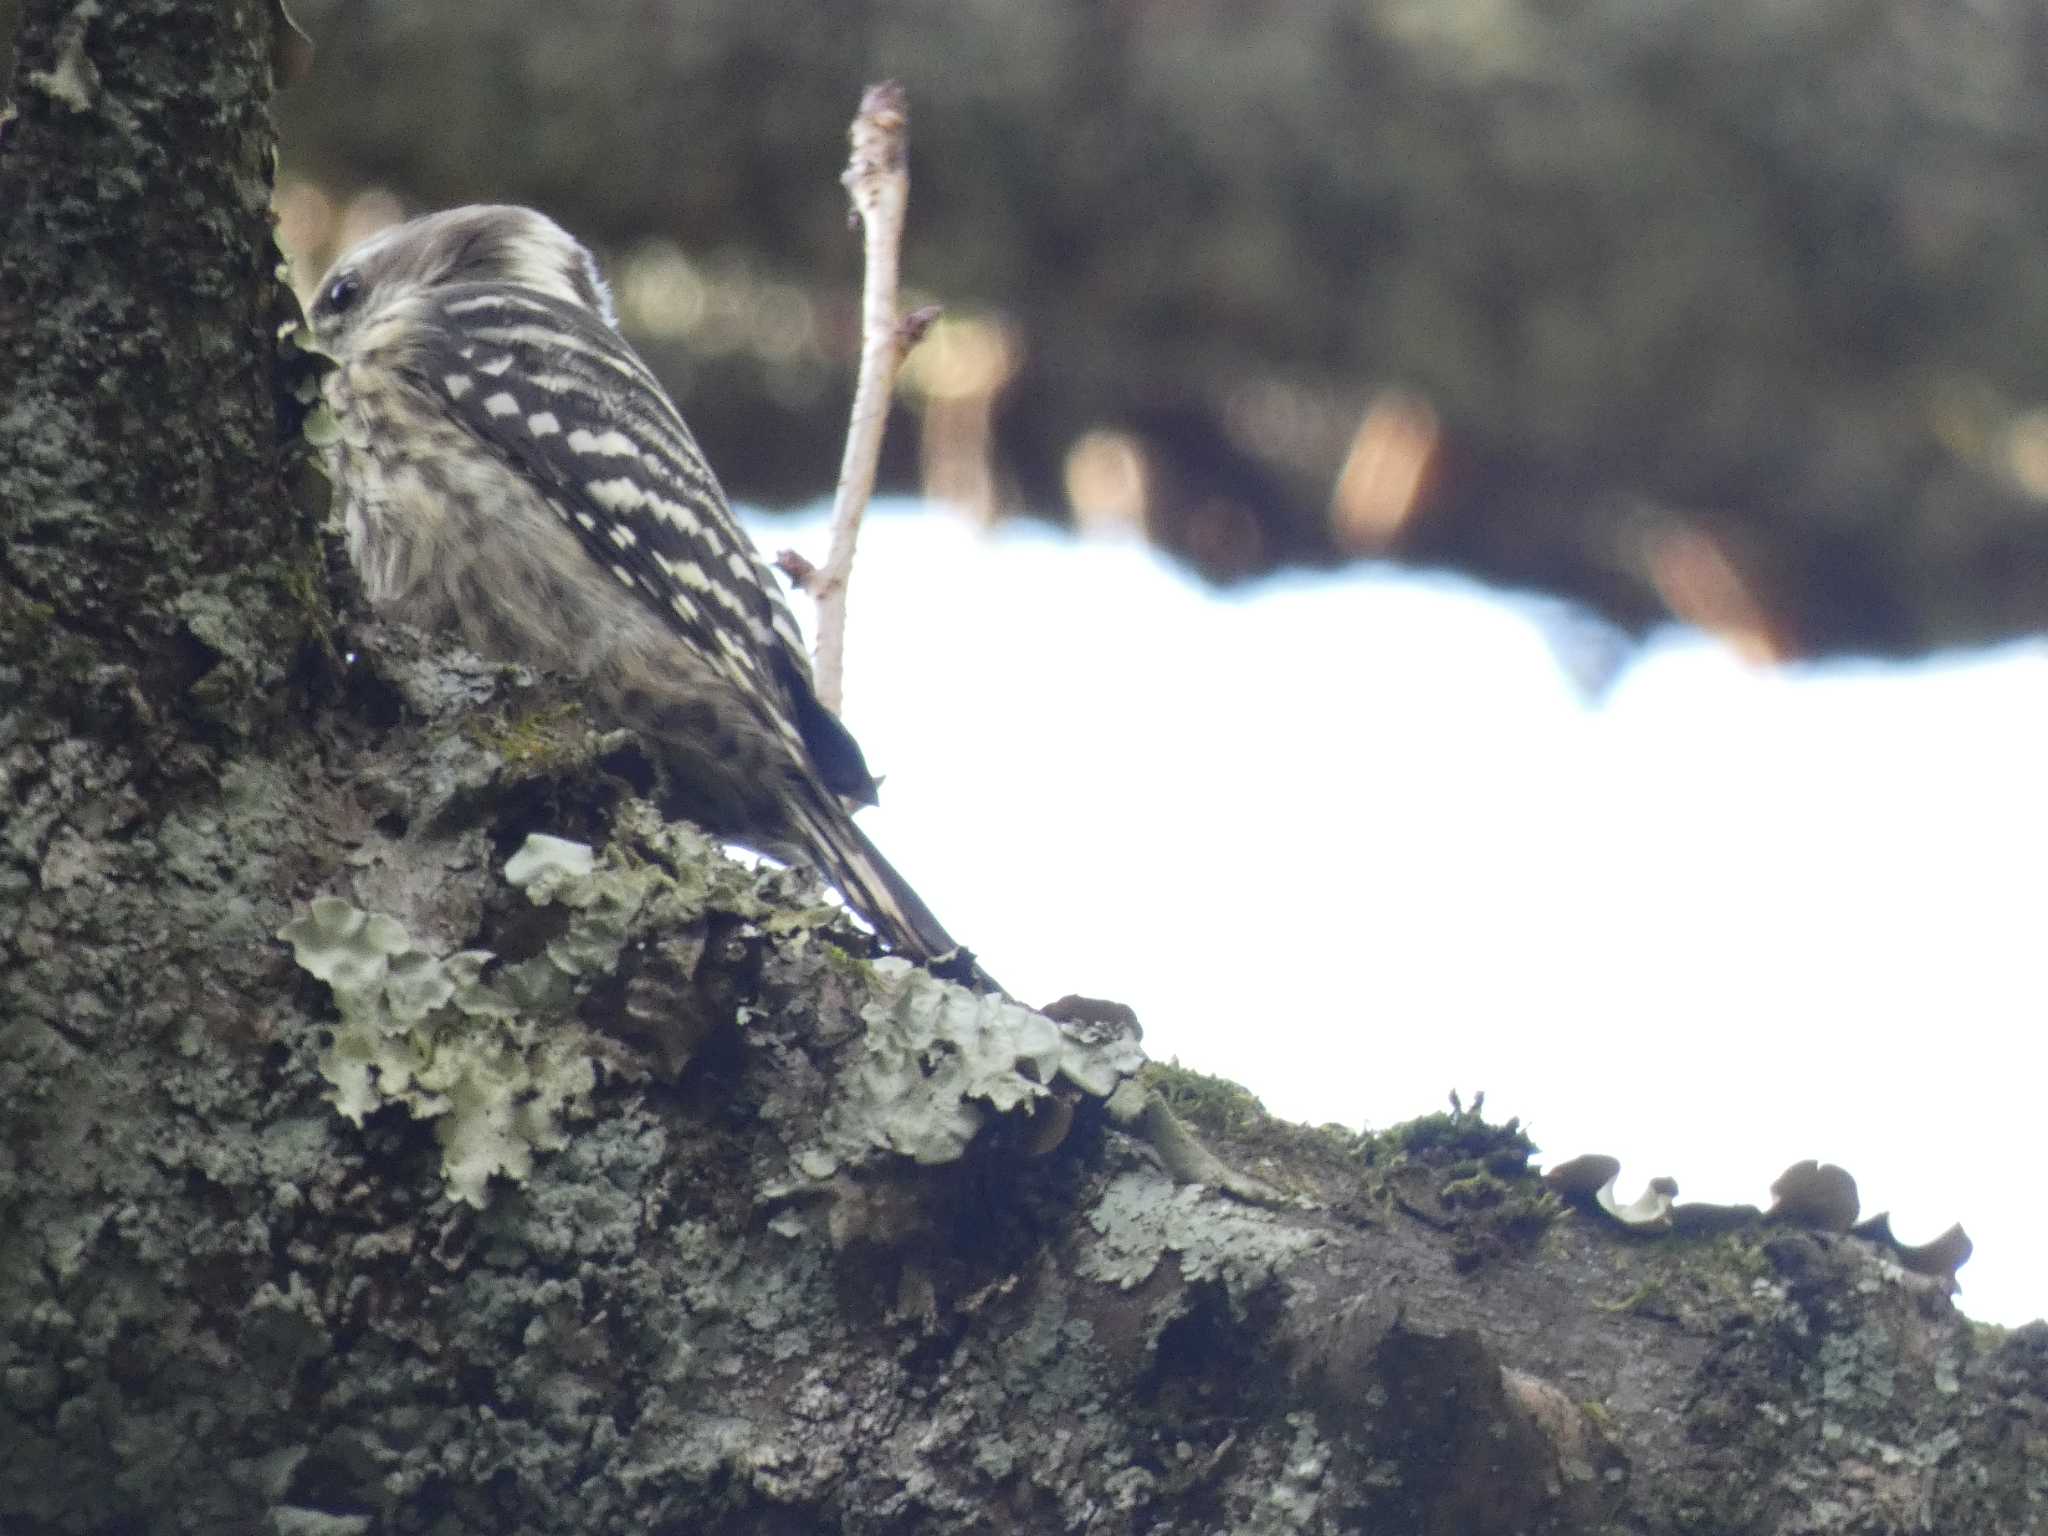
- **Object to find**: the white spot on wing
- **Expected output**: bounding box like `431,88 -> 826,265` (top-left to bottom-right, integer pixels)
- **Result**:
527,372 -> 593,396
472,321 -> 619,361
463,292 -> 556,319
443,374 -> 474,400
477,355 -> 515,377
583,478 -> 704,538
483,392 -> 519,418
567,428 -> 639,458
610,564 -> 636,589
528,412 -> 561,436
609,523 -> 637,549
586,477 -> 646,512
654,552 -> 715,592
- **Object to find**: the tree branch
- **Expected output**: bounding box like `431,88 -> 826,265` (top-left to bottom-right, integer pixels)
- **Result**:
780,80 -> 935,717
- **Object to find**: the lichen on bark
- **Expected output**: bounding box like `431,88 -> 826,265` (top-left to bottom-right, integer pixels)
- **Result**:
3,4 -> 2044,1534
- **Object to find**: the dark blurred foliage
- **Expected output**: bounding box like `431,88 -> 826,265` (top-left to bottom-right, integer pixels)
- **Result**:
12,0 -> 2048,656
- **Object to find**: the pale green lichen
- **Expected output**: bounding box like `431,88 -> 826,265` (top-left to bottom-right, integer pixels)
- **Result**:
812,959 -> 1147,1171
291,818 -> 1150,1203
1256,1413 -> 1330,1532
282,828 -> 711,1207
1078,1168 -> 1319,1305
300,400 -> 340,449
21,0 -> 103,114
279,890 -> 595,1207
503,830 -> 660,980
280,821 -> 844,1205
615,805 -> 834,933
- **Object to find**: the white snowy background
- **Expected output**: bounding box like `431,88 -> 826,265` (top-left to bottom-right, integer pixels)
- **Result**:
752,500 -> 2048,1329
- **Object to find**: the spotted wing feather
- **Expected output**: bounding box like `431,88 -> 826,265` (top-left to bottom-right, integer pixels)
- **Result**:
407,283 -> 878,801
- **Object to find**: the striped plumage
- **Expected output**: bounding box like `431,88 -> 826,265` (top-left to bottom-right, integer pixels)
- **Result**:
308,204 -> 969,975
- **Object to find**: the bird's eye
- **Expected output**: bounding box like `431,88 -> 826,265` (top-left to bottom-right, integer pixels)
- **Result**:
323,271 -> 363,315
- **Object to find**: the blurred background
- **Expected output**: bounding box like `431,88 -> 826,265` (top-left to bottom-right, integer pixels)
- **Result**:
12,0 -> 2046,1321
255,0 -> 2048,659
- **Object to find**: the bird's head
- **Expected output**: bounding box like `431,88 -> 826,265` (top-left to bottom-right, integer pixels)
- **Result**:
307,203 -> 617,354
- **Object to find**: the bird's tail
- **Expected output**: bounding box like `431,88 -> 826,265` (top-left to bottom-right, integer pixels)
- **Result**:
786,788 -> 1000,993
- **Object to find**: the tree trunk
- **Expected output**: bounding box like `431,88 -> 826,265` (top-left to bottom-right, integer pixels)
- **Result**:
3,6 -> 2043,1534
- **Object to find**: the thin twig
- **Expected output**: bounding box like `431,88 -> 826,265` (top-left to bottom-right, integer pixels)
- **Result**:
802,80 -> 926,717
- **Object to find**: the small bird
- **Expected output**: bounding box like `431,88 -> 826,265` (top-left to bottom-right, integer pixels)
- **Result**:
307,204 -> 975,979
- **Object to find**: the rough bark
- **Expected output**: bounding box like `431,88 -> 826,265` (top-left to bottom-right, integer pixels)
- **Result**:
4,6 -> 2047,1535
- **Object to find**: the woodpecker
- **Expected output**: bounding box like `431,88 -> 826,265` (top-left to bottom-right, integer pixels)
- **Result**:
308,204 -> 976,979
